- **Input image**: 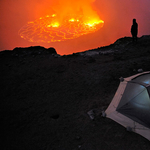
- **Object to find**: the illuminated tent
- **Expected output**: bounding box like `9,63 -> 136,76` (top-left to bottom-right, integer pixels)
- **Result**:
105,71 -> 150,140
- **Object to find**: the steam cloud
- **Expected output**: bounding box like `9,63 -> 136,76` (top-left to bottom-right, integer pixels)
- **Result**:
49,0 -> 100,22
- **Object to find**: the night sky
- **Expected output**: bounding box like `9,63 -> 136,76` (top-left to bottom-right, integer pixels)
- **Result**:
0,0 -> 150,55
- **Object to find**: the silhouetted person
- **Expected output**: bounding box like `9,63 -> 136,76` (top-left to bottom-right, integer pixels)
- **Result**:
131,19 -> 138,42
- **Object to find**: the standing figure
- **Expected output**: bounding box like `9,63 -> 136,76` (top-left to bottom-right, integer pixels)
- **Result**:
131,19 -> 138,42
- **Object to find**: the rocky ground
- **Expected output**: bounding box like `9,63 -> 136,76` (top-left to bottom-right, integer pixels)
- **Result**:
1,35 -> 150,150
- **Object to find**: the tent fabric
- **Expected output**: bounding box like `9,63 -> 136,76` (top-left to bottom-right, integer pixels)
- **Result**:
105,71 -> 150,141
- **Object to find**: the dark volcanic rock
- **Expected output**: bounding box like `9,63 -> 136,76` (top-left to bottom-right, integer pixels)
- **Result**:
47,47 -> 57,54
13,46 -> 57,55
0,46 -> 57,58
1,36 -> 150,150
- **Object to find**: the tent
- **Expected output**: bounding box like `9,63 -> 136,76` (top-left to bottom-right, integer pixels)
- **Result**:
105,71 -> 150,140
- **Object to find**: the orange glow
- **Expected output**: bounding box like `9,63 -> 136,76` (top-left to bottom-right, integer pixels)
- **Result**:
19,0 -> 104,43
69,18 -> 75,22
1,0 -> 150,55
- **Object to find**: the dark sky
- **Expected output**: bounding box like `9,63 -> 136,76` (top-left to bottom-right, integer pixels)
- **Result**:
0,0 -> 150,55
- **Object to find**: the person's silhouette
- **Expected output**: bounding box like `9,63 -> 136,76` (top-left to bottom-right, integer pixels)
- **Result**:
131,19 -> 138,42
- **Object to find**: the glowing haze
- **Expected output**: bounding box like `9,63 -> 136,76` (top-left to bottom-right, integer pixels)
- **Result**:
19,0 -> 104,43
0,0 -> 150,55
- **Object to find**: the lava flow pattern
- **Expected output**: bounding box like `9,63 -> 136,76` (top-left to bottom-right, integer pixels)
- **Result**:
19,14 -> 104,43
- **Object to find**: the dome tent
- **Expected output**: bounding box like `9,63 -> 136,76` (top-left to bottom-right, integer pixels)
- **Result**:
105,71 -> 150,140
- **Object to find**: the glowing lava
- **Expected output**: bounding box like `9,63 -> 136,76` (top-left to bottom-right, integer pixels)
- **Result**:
19,7 -> 104,43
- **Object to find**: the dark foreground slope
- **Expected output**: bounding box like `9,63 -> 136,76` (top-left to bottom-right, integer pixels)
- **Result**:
1,36 -> 150,150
